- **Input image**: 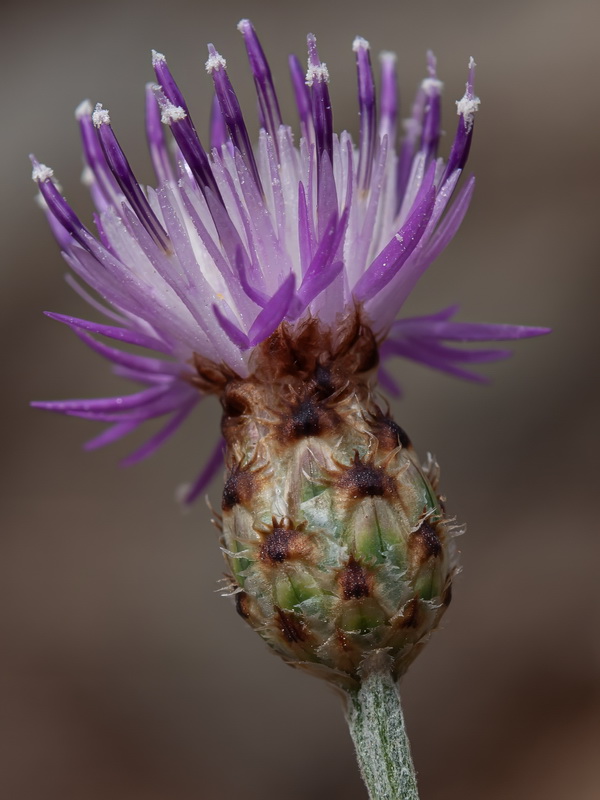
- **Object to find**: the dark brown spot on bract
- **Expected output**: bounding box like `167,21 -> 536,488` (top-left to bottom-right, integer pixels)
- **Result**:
337,453 -> 394,499
275,607 -> 307,643
397,597 -> 421,629
222,466 -> 256,511
339,558 -> 371,599
235,591 -> 250,619
442,582 -> 452,608
375,416 -> 412,450
312,364 -> 337,398
410,520 -> 442,560
260,527 -> 307,563
277,396 -> 339,442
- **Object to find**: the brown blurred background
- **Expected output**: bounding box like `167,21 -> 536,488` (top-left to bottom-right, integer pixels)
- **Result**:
2,0 -> 599,797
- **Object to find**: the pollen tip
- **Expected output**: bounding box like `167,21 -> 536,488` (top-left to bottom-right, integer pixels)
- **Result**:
81,165 -> 94,187
456,93 -> 481,130
379,50 -> 397,64
421,77 -> 444,96
205,45 -> 227,74
469,55 -> 477,70
31,157 -> 54,183
92,103 -> 110,128
237,18 -> 251,34
75,99 -> 93,120
151,49 -> 166,66
352,36 -> 370,52
158,97 -> 186,125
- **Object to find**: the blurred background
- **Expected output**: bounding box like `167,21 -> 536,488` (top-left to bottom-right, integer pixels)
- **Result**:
2,0 -> 599,797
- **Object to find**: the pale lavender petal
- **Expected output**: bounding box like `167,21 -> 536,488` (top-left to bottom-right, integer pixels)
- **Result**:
84,420 -> 140,451
64,274 -> 128,324
377,365 -> 403,398
378,52 -> 398,144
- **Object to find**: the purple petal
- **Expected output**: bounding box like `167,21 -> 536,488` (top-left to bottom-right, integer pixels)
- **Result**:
381,339 -> 490,383
31,384 -> 172,414
72,328 -> 182,375
209,93 -> 228,151
121,397 -> 198,466
93,106 -> 170,250
353,187 -> 436,302
182,437 -> 225,504
248,273 -> 296,346
289,54 -> 314,145
212,304 -> 250,349
378,51 -> 398,144
145,84 -> 175,185
354,37 -> 376,190
44,312 -> 172,354
306,34 -> 333,164
238,20 -> 283,139
84,420 -> 140,451
206,44 -> 263,193
377,365 -> 403,398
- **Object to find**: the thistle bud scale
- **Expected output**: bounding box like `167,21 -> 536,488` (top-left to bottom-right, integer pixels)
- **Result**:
206,317 -> 455,688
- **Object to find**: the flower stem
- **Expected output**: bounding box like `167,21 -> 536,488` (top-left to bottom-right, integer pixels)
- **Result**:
345,653 -> 420,800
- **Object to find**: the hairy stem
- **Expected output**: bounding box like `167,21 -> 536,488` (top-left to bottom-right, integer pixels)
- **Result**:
345,653 -> 420,800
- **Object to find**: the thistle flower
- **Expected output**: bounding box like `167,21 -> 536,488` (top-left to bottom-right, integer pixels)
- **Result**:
31,21 -> 547,695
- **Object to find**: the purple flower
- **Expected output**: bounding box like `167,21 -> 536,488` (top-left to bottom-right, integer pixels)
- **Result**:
31,21 -> 548,501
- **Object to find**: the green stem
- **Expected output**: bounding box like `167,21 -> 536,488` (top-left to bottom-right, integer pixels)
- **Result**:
345,653 -> 420,800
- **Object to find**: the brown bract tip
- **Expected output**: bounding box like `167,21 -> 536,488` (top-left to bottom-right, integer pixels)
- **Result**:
259,520 -> 312,564
335,451 -> 396,500
275,607 -> 308,643
339,557 -> 371,599
222,461 -> 262,511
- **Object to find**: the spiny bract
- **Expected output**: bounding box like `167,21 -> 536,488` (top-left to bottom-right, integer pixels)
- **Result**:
208,318 -> 457,689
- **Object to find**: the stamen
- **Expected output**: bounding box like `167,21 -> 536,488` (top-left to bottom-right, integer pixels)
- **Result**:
152,50 -> 190,112
237,19 -> 283,140
420,51 -> 443,161
445,56 -> 480,179
206,43 -> 263,193
75,100 -> 121,205
151,84 -> 222,205
209,93 -> 229,152
289,53 -> 314,145
92,104 -> 170,250
378,51 -> 398,145
145,84 -> 175,185
353,36 -> 376,190
306,34 -> 333,164
31,156 -> 93,252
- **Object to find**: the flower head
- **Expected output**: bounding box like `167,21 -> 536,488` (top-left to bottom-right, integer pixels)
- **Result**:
31,21 -> 548,501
